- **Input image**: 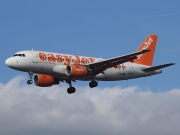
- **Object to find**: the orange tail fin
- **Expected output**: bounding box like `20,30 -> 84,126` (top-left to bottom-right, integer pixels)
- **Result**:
134,34 -> 158,66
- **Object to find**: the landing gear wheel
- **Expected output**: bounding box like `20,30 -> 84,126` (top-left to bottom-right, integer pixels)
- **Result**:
89,82 -> 94,88
27,80 -> 33,84
89,80 -> 98,88
66,80 -> 76,94
27,71 -> 33,85
67,87 -> 76,94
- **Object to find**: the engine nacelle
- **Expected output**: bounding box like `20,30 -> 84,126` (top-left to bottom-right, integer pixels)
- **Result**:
34,74 -> 59,87
66,65 -> 88,77
53,65 -> 67,75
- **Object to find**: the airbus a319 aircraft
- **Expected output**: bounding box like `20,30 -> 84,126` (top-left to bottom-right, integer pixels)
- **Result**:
5,34 -> 175,94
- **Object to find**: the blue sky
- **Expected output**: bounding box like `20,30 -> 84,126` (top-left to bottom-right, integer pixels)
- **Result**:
1,0 -> 179,90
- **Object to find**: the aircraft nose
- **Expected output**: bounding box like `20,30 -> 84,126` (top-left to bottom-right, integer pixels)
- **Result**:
5,58 -> 12,67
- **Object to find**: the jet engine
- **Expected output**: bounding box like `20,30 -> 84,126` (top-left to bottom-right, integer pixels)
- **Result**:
34,74 -> 59,87
66,65 -> 88,77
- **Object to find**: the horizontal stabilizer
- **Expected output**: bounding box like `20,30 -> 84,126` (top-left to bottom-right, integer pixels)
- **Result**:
142,63 -> 175,72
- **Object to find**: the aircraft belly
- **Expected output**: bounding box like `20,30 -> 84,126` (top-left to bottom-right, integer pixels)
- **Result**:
95,68 -> 130,81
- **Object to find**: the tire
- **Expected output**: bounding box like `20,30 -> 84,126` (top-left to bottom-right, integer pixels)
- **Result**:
71,87 -> 76,93
92,81 -> 98,87
89,81 -> 98,88
67,87 -> 76,94
27,80 -> 33,84
89,82 -> 94,88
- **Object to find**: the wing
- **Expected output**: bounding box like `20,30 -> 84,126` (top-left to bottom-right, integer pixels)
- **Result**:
87,49 -> 150,73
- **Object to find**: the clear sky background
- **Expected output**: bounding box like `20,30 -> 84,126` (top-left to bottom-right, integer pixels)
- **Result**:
0,1 -> 180,135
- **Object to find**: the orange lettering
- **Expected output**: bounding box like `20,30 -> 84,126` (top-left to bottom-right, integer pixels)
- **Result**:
56,54 -> 64,63
81,58 -> 89,64
72,59 -> 78,64
117,64 -> 125,70
63,55 -> 72,65
39,53 -> 96,65
73,56 -> 80,64
117,65 -> 120,69
39,53 -> 46,61
122,64 -> 125,70
47,54 -> 56,62
88,58 -> 95,63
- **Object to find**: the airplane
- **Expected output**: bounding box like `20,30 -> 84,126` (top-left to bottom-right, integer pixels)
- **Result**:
5,34 -> 175,94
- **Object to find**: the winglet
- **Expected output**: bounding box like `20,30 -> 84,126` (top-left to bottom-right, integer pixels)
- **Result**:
134,34 -> 158,66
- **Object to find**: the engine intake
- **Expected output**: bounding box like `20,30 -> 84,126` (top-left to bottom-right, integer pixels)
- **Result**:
66,65 -> 88,77
34,74 -> 59,87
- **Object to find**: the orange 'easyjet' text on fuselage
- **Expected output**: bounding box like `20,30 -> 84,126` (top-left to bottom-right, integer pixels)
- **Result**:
38,52 -> 95,65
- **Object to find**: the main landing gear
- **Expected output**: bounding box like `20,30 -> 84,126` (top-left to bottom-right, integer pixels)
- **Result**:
27,71 -> 33,84
66,80 -> 98,94
89,80 -> 98,88
66,80 -> 76,94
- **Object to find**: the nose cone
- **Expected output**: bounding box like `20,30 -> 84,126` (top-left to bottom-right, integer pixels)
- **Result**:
5,57 -> 26,71
5,58 -> 12,67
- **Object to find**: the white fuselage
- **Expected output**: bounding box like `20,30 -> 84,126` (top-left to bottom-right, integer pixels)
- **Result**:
5,50 -> 162,81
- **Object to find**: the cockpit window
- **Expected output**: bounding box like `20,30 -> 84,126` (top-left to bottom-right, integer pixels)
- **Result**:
13,54 -> 18,57
13,54 -> 26,57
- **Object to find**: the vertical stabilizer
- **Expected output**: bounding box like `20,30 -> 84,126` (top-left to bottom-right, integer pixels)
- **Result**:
134,34 -> 158,66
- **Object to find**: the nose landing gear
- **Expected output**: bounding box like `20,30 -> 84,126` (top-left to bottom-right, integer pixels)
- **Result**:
27,80 -> 33,84
27,71 -> 33,84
